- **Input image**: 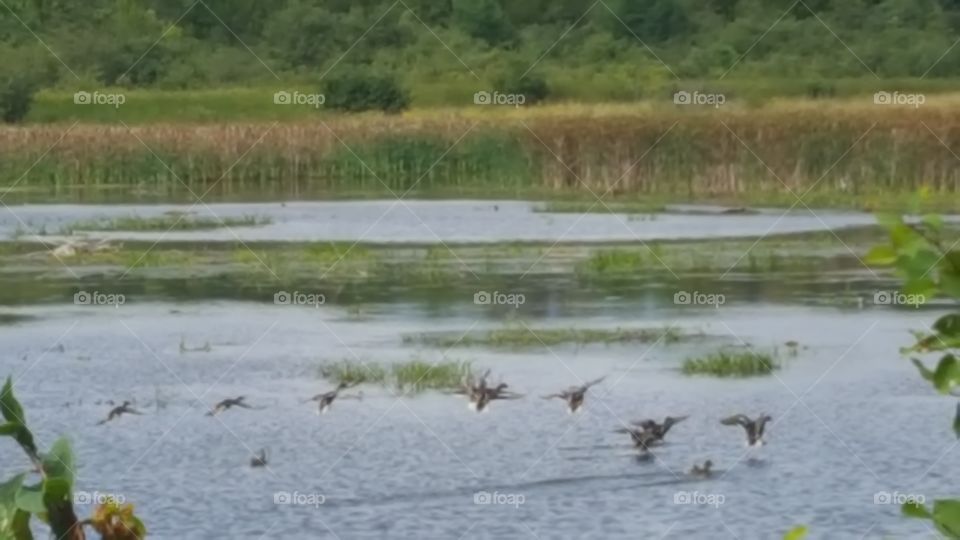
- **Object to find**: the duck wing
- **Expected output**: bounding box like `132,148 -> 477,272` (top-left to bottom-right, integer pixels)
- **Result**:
720,414 -> 751,428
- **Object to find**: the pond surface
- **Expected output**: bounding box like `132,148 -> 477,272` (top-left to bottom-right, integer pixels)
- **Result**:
0,201 -> 956,540
2,200 -> 884,243
0,298 -> 955,539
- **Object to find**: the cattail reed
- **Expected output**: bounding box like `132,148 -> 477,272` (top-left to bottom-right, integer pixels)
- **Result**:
2,104 -> 960,202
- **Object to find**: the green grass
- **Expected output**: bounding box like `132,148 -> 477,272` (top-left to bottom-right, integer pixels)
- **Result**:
404,326 -> 693,348
317,358 -> 472,394
59,214 -> 271,233
681,350 -> 780,377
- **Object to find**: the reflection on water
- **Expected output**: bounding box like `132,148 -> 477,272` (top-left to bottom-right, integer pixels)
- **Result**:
0,297 -> 955,539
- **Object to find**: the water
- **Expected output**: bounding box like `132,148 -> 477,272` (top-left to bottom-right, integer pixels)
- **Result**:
0,201 -> 956,539
3,200 -> 885,243
0,299 -> 954,539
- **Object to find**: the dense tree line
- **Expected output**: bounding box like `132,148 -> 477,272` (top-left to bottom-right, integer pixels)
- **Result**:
2,0 -> 959,86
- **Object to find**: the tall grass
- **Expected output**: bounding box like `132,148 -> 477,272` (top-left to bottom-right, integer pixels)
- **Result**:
5,102 -> 960,205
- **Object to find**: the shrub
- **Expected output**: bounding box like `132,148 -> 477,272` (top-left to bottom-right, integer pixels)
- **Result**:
324,71 -> 410,113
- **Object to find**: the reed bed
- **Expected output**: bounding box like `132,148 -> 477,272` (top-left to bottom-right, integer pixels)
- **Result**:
5,102 -> 960,203
681,350 -> 780,377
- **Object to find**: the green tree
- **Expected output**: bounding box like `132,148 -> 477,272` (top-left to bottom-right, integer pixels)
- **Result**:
324,70 -> 410,113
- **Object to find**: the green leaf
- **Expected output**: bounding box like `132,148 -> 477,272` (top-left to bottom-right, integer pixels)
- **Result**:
912,358 -> 935,382
0,424 -> 36,459
40,438 -> 74,486
932,355 -> 960,394
783,525 -> 808,540
953,402 -> 960,439
903,500 -> 933,518
0,378 -> 24,425
934,314 -> 960,338
14,484 -> 44,515
921,214 -> 945,232
932,499 -> 960,538
40,478 -> 70,507
865,245 -> 897,266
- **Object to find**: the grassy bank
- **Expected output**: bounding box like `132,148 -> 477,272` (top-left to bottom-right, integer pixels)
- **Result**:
4,100 -> 960,209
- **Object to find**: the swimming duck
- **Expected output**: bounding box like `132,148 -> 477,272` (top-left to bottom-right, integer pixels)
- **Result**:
689,460 -> 713,478
206,396 -> 254,416
96,401 -> 142,425
250,449 -> 268,468
630,415 -> 689,442
303,382 -> 362,415
542,377 -> 605,413
720,413 -> 772,447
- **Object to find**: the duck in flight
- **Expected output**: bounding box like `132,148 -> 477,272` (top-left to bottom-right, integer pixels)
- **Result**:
614,426 -> 660,454
96,401 -> 142,425
303,382 -> 362,415
542,377 -> 605,413
454,370 -> 522,412
630,415 -> 689,443
689,460 -> 713,478
206,396 -> 255,416
250,449 -> 268,468
720,413 -> 772,447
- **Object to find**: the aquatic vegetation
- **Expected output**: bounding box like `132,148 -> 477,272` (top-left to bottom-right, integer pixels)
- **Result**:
0,376 -> 146,539
318,358 -> 470,394
576,248 -> 661,277
60,214 -> 271,233
405,326 -> 692,348
871,213 -> 960,535
0,313 -> 32,325
3,106 -> 960,209
681,351 -> 780,377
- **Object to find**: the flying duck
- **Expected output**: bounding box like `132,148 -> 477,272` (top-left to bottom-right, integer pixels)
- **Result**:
206,396 -> 254,416
250,449 -> 268,468
454,370 -> 522,412
96,401 -> 142,425
720,413 -> 772,447
614,426 -> 660,453
542,376 -> 605,413
303,382 -> 362,415
630,415 -> 689,443
689,460 -> 713,478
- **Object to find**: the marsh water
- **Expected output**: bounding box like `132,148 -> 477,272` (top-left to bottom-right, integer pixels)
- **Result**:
0,200 -> 957,540
3,200 -> 886,243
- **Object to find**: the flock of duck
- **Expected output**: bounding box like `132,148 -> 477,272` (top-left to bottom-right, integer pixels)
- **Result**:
94,369 -> 773,472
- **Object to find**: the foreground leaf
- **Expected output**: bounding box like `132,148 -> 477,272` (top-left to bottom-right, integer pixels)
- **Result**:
783,525 -> 808,540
